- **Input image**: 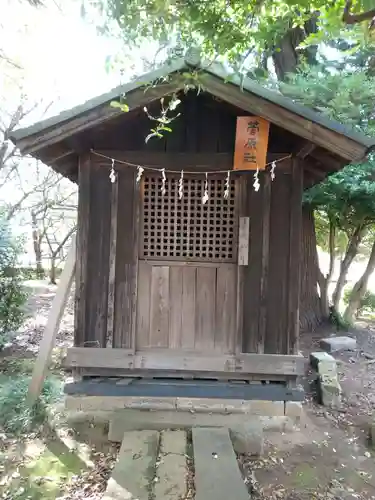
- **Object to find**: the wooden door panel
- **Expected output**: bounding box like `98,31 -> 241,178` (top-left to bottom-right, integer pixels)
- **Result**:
149,266 -> 170,347
168,266 -> 197,349
136,261 -> 236,353
215,265 -> 237,352
195,267 -> 217,350
136,260 -> 151,348
169,266 -> 183,348
180,267 -> 196,349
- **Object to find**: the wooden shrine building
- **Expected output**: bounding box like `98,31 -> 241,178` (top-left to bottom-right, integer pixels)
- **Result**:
11,54 -> 374,402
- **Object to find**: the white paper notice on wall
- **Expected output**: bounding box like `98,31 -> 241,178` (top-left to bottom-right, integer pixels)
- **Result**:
238,216 -> 249,266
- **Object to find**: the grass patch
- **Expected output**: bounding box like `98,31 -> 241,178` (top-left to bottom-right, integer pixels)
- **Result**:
0,357 -> 35,375
1,446 -> 85,499
0,375 -> 63,434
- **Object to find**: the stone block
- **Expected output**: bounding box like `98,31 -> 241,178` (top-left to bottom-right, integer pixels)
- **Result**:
285,401 -> 303,419
66,396 -> 177,412
103,430 -> 159,500
154,430 -> 186,500
310,352 -> 337,375
123,398 -> 177,411
193,428 -> 249,500
229,422 -> 264,456
320,336 -> 357,353
248,400 -> 285,416
175,398 -> 250,414
259,416 -> 297,432
319,374 -> 342,408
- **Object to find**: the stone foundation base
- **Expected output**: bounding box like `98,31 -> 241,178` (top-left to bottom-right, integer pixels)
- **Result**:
63,396 -> 303,440
66,395 -> 303,416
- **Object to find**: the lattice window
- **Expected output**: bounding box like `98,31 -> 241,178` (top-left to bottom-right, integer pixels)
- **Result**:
141,175 -> 237,262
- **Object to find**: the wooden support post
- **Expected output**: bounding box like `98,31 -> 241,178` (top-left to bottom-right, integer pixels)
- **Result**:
258,173 -> 271,353
106,177 -> 118,347
27,234 -> 76,406
236,178 -> 247,354
287,157 -> 303,354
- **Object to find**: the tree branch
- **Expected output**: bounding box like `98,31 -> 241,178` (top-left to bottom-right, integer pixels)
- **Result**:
51,225 -> 76,259
343,0 -> 375,25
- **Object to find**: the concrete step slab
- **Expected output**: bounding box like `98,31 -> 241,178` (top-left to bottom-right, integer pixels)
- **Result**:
103,430 -> 159,500
154,430 -> 187,500
192,427 -> 249,500
320,336 -> 357,353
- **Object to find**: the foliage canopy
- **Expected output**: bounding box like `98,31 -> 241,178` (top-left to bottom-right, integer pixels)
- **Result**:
281,60 -> 375,230
99,0 -> 375,65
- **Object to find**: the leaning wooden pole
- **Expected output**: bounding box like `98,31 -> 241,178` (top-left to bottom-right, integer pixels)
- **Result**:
27,234 -> 76,407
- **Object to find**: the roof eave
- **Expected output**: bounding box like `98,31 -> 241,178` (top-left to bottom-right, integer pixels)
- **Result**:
10,57 -> 188,145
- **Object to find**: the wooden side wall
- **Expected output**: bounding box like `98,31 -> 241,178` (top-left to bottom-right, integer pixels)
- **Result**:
75,155 -> 111,346
74,156 -> 138,348
242,157 -> 303,355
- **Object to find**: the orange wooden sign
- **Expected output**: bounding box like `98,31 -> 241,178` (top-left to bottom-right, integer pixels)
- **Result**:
233,116 -> 270,171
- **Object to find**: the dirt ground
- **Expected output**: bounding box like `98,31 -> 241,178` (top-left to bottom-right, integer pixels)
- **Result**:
3,281 -> 375,499
243,324 -> 375,500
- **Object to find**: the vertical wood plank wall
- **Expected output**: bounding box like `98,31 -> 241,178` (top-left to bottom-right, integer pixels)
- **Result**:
113,169 -> 138,348
75,93 -> 304,354
75,157 -> 111,347
243,157 -> 303,354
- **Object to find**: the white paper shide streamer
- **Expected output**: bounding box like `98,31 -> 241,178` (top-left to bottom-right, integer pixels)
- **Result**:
178,170 -> 184,199
161,168 -> 167,195
224,171 -> 230,199
95,149 -> 291,196
136,166 -> 144,183
253,167 -> 260,192
270,161 -> 276,181
109,158 -> 116,183
202,172 -> 209,204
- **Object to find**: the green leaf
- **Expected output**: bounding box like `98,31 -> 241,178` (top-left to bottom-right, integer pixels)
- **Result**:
110,101 -> 129,112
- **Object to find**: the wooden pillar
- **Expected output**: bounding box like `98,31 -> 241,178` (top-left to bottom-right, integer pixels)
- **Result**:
287,157 -> 303,354
75,153 -> 111,347
106,177 -> 118,347
112,168 -> 139,349
74,154 -> 90,347
257,173 -> 271,354
236,177 -> 247,354
242,171 -> 271,353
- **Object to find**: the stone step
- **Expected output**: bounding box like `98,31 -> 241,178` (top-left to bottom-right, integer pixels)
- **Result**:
103,430 -> 159,500
192,427 -> 249,500
154,430 -> 187,500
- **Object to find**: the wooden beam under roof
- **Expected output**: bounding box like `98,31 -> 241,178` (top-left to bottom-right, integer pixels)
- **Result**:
295,140 -> 316,159
310,148 -> 346,171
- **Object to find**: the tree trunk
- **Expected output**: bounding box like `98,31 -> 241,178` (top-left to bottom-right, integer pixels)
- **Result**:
344,238 -> 375,323
272,18 -> 318,80
299,207 -> 325,331
49,256 -> 56,285
332,224 -> 366,311
319,217 -> 336,317
31,210 -> 44,279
